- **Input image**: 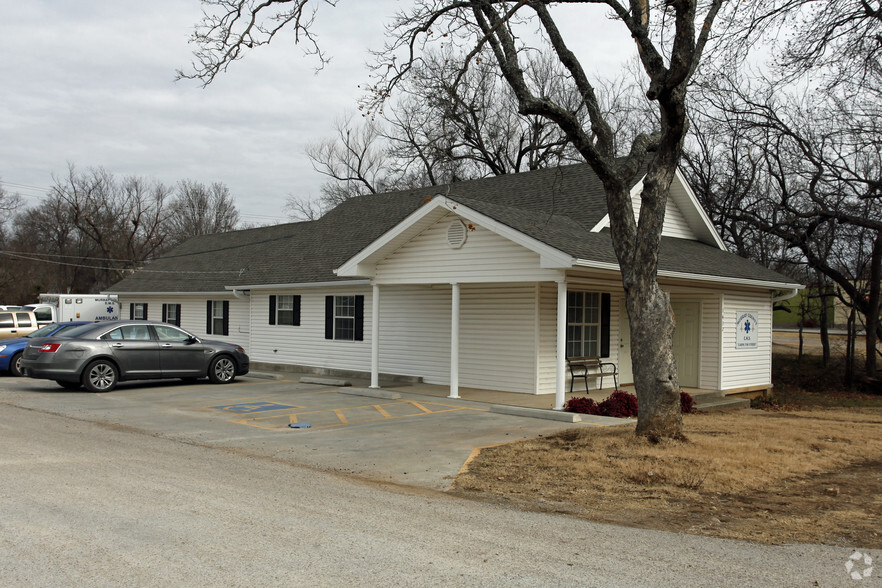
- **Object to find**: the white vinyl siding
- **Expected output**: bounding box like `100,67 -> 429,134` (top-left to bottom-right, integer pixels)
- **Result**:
374,213 -> 562,285
249,284 -> 543,394
375,285 -> 451,385
629,188 -> 696,240
699,296 -> 722,390
537,283 -> 558,395
248,289 -> 371,374
720,292 -> 774,390
459,284 -> 538,394
116,295 -> 251,352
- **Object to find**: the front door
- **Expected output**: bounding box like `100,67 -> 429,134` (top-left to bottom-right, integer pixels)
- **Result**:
671,302 -> 701,388
619,310 -> 633,385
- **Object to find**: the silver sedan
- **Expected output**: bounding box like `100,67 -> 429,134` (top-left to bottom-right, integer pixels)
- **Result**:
20,320 -> 249,392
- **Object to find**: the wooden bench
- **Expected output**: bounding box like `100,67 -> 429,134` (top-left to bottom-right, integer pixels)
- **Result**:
567,357 -> 619,393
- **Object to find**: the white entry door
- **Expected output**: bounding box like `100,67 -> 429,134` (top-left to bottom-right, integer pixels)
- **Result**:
671,302 -> 701,388
619,310 -> 633,385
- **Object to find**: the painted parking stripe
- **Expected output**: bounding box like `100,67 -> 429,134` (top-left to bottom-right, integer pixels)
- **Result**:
230,399 -> 487,431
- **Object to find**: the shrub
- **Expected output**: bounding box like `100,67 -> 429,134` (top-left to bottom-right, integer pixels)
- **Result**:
567,390 -> 696,418
563,396 -> 600,415
597,390 -> 639,418
680,391 -> 696,414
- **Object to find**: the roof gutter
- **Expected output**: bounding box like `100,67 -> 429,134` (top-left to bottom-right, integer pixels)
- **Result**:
572,259 -> 803,291
773,287 -> 801,303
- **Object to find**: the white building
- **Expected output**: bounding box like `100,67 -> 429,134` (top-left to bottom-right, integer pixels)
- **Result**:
107,164 -> 801,407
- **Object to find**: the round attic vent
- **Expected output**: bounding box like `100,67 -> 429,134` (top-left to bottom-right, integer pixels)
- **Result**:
447,220 -> 467,249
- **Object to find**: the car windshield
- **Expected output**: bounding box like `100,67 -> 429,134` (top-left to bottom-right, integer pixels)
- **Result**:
27,323 -> 64,337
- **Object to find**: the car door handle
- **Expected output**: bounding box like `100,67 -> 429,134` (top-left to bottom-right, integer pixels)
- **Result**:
111,343 -> 124,348
161,343 -> 173,348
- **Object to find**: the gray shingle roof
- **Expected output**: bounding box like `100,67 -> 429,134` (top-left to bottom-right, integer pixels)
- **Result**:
107,163 -> 795,293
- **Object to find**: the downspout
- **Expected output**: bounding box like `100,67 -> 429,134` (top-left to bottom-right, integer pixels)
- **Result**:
772,288 -> 799,304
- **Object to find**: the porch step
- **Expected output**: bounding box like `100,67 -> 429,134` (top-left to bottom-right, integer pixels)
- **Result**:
692,394 -> 750,412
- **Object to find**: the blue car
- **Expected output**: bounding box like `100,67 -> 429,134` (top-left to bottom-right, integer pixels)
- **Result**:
0,322 -> 91,377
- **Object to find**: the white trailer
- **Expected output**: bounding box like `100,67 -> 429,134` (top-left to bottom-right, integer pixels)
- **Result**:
24,294 -> 120,325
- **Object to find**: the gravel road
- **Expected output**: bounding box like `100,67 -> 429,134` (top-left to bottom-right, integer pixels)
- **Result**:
0,403 -> 871,587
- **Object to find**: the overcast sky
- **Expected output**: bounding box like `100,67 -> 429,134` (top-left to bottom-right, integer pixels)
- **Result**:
1,1 -> 631,226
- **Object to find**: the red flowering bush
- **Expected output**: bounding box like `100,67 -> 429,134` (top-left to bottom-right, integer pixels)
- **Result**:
566,390 -> 697,417
597,390 -> 639,418
563,396 -> 600,415
680,391 -> 696,414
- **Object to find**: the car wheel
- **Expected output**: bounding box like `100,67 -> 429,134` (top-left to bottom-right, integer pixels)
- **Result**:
56,380 -> 82,390
208,355 -> 236,384
9,352 -> 23,377
81,360 -> 119,392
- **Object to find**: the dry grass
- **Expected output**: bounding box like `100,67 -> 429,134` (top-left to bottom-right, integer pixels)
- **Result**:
452,408 -> 882,548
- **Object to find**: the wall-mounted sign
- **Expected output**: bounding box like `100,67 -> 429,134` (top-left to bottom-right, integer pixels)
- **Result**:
736,311 -> 759,349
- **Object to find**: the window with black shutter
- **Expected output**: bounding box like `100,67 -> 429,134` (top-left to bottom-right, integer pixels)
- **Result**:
270,295 -> 300,326
324,295 -> 364,341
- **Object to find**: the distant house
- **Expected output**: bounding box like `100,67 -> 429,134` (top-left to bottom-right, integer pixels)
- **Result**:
106,164 -> 801,408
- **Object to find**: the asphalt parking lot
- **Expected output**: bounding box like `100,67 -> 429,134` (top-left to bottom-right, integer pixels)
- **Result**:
0,373 -> 599,489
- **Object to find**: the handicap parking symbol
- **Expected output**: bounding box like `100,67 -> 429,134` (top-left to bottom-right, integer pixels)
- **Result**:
213,402 -> 296,414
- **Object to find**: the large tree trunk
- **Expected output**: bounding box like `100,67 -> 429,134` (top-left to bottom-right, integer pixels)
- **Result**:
625,279 -> 683,439
606,159 -> 684,439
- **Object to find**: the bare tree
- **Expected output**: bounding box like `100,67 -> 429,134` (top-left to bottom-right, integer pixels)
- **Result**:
304,115 -> 394,206
166,180 -> 241,246
0,181 -> 24,295
0,180 -> 21,225
50,165 -> 171,282
183,0 -> 730,439
687,73 -> 882,382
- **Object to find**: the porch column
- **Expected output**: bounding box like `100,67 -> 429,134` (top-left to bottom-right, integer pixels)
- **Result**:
449,282 -> 460,399
555,280 -> 567,410
370,283 -> 380,389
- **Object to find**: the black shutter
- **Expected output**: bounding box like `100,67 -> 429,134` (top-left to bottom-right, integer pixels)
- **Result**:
324,296 -> 333,339
143,303 -> 148,320
354,295 -> 364,341
269,295 -> 277,325
161,304 -> 167,322
206,301 -> 212,334
600,293 -> 611,358
293,295 -> 301,326
129,303 -> 134,320
222,300 -> 230,336
175,304 -> 181,326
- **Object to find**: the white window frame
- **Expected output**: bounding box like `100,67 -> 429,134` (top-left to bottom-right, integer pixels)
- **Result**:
277,295 -> 295,326
567,291 -> 600,358
211,301 -> 224,335
333,295 -> 356,341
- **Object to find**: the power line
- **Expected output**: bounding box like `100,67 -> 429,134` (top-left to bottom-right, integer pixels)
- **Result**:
0,250 -> 240,274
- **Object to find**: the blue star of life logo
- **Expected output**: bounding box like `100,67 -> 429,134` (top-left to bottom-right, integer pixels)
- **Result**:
743,320 -> 752,334
107,306 -> 115,313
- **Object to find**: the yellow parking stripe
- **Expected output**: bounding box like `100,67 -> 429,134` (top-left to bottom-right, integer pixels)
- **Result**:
226,399 -> 487,431
408,401 -> 433,414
